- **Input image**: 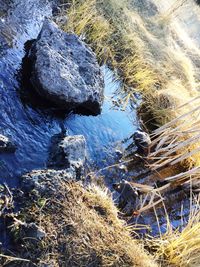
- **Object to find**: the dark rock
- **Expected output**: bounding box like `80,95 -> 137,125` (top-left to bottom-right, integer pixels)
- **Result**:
21,135 -> 86,195
27,19 -> 104,115
0,134 -> 16,153
18,222 -> 45,242
54,15 -> 68,26
113,180 -> 139,214
133,130 -> 151,155
21,169 -> 76,195
48,134 -> 86,179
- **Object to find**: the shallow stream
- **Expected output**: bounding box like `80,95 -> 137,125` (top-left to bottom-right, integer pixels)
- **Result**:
0,0 -> 137,187
0,0 -> 190,243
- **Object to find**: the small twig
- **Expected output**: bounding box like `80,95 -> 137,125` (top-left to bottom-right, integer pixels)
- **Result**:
0,254 -> 30,262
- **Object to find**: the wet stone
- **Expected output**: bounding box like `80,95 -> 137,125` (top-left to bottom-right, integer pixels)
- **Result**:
48,134 -> 86,179
113,180 -> 140,215
0,134 -> 16,153
21,169 -> 76,195
27,19 -> 104,115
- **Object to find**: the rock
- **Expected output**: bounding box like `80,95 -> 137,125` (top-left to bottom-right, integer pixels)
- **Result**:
27,19 -> 104,115
22,135 -> 86,195
54,15 -> 68,26
115,149 -> 123,158
61,135 -> 86,167
0,134 -> 16,153
48,134 -> 86,178
17,221 -> 45,243
21,169 -> 75,195
133,130 -> 151,155
113,180 -> 139,215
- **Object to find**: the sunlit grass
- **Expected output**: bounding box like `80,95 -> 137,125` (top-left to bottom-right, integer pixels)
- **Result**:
2,181 -> 158,267
64,0 -> 200,170
63,3 -> 200,264
147,196 -> 200,267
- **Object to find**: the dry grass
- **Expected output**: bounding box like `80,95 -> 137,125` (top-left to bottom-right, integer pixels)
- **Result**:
60,2 -> 200,266
147,96 -> 200,191
1,180 -> 158,267
64,0 -> 200,169
147,196 -> 200,267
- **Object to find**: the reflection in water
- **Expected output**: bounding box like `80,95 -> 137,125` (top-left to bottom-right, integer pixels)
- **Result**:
0,49 -> 137,186
0,0 -> 191,239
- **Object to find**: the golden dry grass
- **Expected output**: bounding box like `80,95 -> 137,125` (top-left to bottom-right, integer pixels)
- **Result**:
1,181 -> 158,267
147,196 -> 200,267
61,2 -> 200,266
64,0 -> 200,169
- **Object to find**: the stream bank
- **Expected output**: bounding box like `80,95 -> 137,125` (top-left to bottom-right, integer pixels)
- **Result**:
0,1 -> 195,266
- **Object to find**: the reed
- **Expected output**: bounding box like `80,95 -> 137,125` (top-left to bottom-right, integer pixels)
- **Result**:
64,0 -> 200,170
147,196 -> 200,267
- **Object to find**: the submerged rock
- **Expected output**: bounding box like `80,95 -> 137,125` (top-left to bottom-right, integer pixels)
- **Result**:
113,180 -> 139,214
27,19 -> 104,115
0,134 -> 16,153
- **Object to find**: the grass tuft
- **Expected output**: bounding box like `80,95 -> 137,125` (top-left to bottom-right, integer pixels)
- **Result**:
147,196 -> 200,267
64,0 -> 200,168
1,181 -> 158,267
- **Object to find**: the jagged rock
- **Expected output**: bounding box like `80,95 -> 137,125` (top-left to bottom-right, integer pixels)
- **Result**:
22,135 -> 86,195
0,134 -> 16,153
48,134 -> 86,173
21,169 -> 75,195
27,19 -> 104,115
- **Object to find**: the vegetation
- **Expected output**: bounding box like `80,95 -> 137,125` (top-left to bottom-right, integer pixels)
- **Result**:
64,0 -> 200,169
61,1 -> 200,267
2,1 -> 200,267
148,196 -> 200,267
0,181 -> 158,267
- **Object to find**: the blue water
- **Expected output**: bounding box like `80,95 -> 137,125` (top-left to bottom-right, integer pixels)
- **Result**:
66,67 -> 137,164
0,0 -> 191,240
0,0 -> 137,186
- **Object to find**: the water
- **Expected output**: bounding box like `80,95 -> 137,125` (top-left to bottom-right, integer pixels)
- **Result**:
0,0 -> 137,187
0,0 -> 191,241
